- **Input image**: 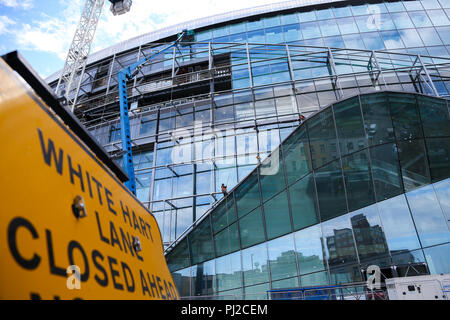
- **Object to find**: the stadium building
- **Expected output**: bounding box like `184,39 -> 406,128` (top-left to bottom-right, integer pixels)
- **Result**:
47,0 -> 450,298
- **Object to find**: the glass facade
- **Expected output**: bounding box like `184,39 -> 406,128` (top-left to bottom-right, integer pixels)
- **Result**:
166,91 -> 450,298
48,0 -> 450,249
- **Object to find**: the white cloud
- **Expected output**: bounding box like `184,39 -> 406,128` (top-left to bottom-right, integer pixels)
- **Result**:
0,15 -> 15,34
12,0 -> 281,71
0,0 -> 33,9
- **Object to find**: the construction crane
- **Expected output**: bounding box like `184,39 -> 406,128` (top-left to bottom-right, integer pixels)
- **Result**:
55,0 -> 132,111
118,29 -> 194,195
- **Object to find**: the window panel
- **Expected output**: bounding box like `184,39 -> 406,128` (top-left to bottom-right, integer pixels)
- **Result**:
300,21 -> 321,39
215,223 -> 240,257
389,93 -> 422,141
259,149 -> 287,201
268,234 -> 298,281
426,137 -> 450,182
336,17 -> 358,35
283,23 -> 301,42
380,30 -> 405,49
283,126 -> 312,185
295,225 -> 326,275
300,271 -> 329,287
216,251 -> 242,291
398,139 -> 431,192
409,11 -> 433,27
406,184 -> 450,247
307,108 -> 339,168
361,32 -> 386,50
434,178 -> 450,222
428,9 -> 450,26
322,214 -> 358,271
315,160 -> 347,221
417,95 -> 450,137
189,218 -> 214,265
370,143 -> 404,201
239,207 -> 266,248
289,173 -> 319,231
263,190 -> 292,240
360,93 -> 395,146
391,12 -> 415,29
320,19 -> 340,37
377,194 -> 421,252
212,196 -> 237,234
424,243 -> 450,275
333,96 -> 367,156
242,243 -> 269,286
399,28 -> 424,47
342,149 -> 376,212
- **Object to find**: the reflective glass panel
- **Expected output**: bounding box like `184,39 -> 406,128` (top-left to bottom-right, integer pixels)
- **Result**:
239,207 -> 266,248
398,139 -> 431,192
434,178 -> 450,222
322,214 -> 358,269
307,108 -> 338,168
333,96 -> 367,156
283,126 -> 312,185
342,149 -> 375,211
426,137 -> 450,182
417,96 -> 450,137
295,224 -> 326,275
216,251 -> 242,291
215,222 -> 240,257
268,234 -> 298,281
349,205 -> 390,267
424,243 -> 450,275
242,243 -> 269,286
406,184 -> 450,247
389,93 -> 422,141
263,190 -> 292,240
235,171 -> 261,218
212,195 -> 237,234
300,271 -> 329,287
369,143 -> 403,201
289,173 -> 319,231
189,218 -> 214,265
360,93 -> 395,146
377,195 -> 421,252
315,160 -> 347,221
259,149 -> 287,201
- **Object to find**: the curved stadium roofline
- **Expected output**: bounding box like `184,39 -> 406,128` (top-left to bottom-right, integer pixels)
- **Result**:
46,0 -> 349,83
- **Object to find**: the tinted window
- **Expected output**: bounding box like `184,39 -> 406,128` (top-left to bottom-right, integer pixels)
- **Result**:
289,173 -> 320,231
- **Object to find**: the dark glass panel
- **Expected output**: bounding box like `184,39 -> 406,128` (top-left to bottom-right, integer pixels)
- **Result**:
434,178 -> 450,222
369,143 -> 403,201
377,195 -> 421,253
189,218 -> 214,265
192,259 -> 216,296
259,149 -> 287,201
333,96 -> 367,156
289,173 -> 319,231
263,190 -> 292,240
397,139 -> 431,192
211,195 -> 237,234
315,160 -> 347,221
235,171 -> 261,218
239,207 -> 266,248
426,137 -> 450,182
214,222 -> 240,257
389,93 -> 422,141
417,96 -> 450,137
166,238 -> 190,271
406,184 -> 450,247
360,93 -> 395,146
307,108 -> 339,168
283,125 -> 312,185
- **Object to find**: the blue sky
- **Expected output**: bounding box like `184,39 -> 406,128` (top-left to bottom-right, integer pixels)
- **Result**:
0,0 -> 280,79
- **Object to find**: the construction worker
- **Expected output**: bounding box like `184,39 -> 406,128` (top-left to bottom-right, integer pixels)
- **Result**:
221,183 -> 228,196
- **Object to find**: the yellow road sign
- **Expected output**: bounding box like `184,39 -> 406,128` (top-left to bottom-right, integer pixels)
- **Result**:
0,57 -> 178,300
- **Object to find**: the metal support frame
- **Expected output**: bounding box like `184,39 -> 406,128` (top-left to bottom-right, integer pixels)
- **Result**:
368,50 -> 385,88
326,47 -> 343,99
56,0 -> 105,111
117,31 -> 188,194
410,55 -> 440,97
